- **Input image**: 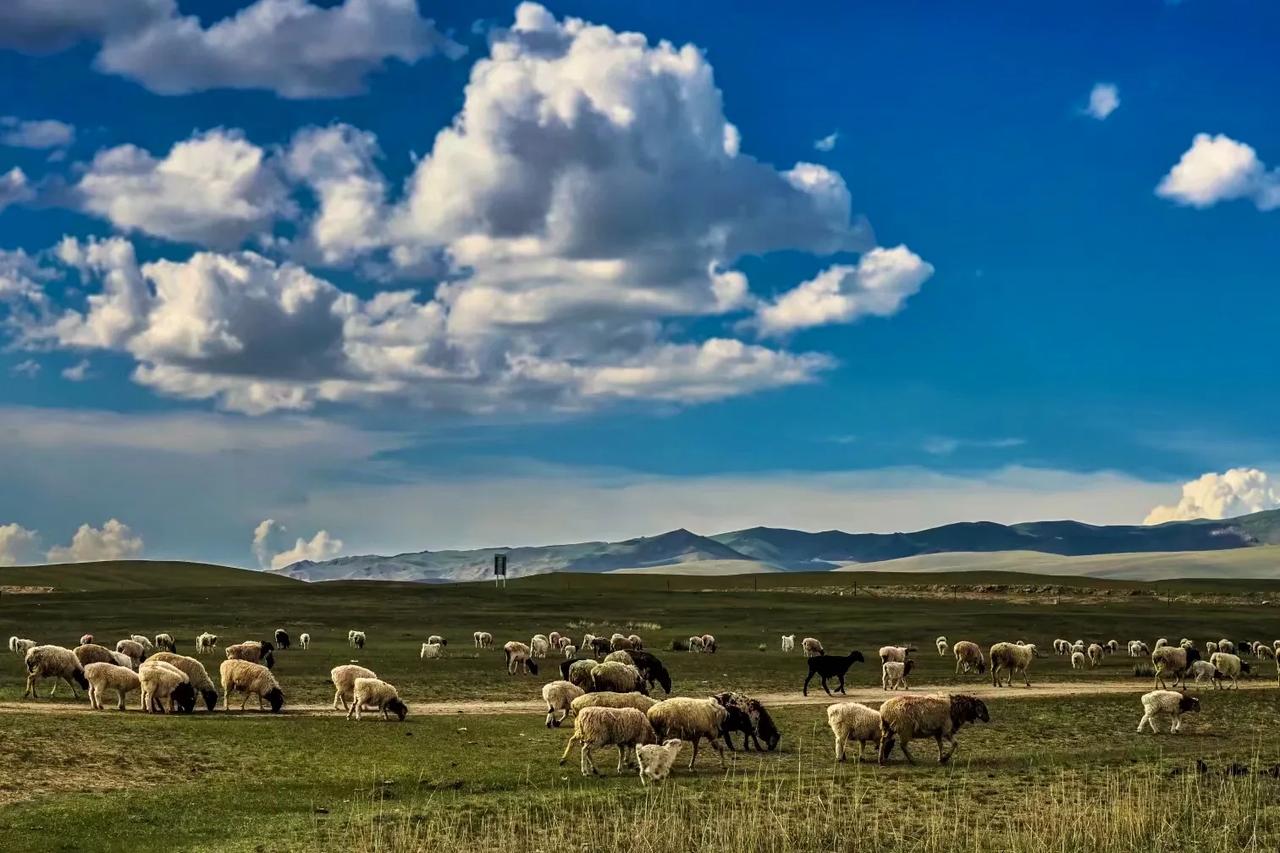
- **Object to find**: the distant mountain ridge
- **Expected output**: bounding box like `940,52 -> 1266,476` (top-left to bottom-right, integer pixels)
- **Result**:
275,508 -> 1280,583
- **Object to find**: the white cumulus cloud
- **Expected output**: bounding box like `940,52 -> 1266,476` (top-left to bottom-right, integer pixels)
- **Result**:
0,116 -> 74,149
269,529 -> 343,569
1156,133 -> 1280,211
46,518 -> 144,563
814,132 -> 839,152
1143,467 -> 1280,525
0,522 -> 39,565
0,167 -> 33,212
1084,83 -> 1120,120
252,518 -> 289,568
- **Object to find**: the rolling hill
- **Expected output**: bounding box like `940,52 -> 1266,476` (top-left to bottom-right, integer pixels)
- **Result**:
0,560 -> 302,592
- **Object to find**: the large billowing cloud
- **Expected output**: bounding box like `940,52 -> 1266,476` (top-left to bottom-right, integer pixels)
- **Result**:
0,523 -> 39,565
1143,467 -> 1280,524
0,0 -> 461,98
1157,133 -> 1280,211
45,518 -> 144,563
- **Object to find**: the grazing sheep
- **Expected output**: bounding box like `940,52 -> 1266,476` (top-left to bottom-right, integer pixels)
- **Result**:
347,677 -> 408,721
882,660 -> 914,691
530,635 -> 551,658
687,636 -> 705,653
420,642 -> 444,659
154,633 -> 176,653
647,697 -> 729,769
580,633 -> 596,651
610,632 -> 626,647
1154,638 -> 1168,650
700,634 -> 717,653
781,635 -> 796,653
1070,641 -> 1085,656
1257,645 -> 1276,661
1209,652 -> 1249,689
591,661 -> 646,694
115,639 -> 146,666
1186,659 -> 1220,686
588,637 -> 612,656
1053,639 -> 1070,656
138,660 -> 196,713
827,701 -> 882,762
559,706 -> 657,776
1153,646 -> 1201,690
1087,643 -> 1104,667
990,642 -> 1038,687
23,645 -> 89,699
878,693 -> 990,765
801,637 -> 824,657
1071,651 -> 1087,670
563,644 -> 578,659
952,641 -> 987,675
76,643 -> 134,670
936,637 -> 949,657
503,641 -> 539,676
603,649 -> 672,695
1217,639 -> 1234,654
712,692 -> 780,752
549,631 -> 563,649
572,691 -> 659,715
474,631 -> 493,648
79,633 -> 94,646
220,659 -> 284,713
426,634 -> 446,647
1106,640 -> 1119,654
803,650 -> 867,696
878,645 -> 912,664
637,739 -> 684,786
627,634 -> 644,650
331,664 -> 377,710
557,636 -> 574,651
1205,641 -> 1218,656
224,641 -> 275,670
299,633 -> 310,650
9,637 -> 36,657
273,629 -> 290,650
148,652 -> 219,711
84,662 -> 140,710
129,635 -> 155,654
603,650 -> 633,665
1136,690 -> 1200,733
348,630 -> 366,649
543,680 -> 586,727
196,633 -> 219,655
565,658 -> 596,690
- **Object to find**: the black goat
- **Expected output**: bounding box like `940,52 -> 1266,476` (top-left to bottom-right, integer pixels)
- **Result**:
622,650 -> 673,695
274,629 -> 290,650
803,650 -> 865,696
714,692 -> 781,751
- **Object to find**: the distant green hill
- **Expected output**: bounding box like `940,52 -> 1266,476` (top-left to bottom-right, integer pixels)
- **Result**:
0,560 -> 301,592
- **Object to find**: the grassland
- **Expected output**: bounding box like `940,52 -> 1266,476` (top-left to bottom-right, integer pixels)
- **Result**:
2,561 -> 1280,851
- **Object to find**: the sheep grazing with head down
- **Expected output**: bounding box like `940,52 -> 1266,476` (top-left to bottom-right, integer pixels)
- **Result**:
882,660 -> 914,691
803,650 -> 866,696
712,692 -> 780,752
1128,640 -> 1148,657
990,642 -> 1038,687
79,633 -> 94,646
426,634 -> 446,648
801,637 -> 824,657
1152,646 -> 1201,690
827,701 -> 882,762
24,645 -> 89,699
130,635 -> 155,655
154,633 -> 176,653
473,631 -> 493,648
781,635 -> 796,653
563,644 -> 578,659
420,642 -> 444,659
627,634 -> 644,650
1054,639 -> 1070,656
559,706 -> 657,776
331,664 -> 376,711
1071,651 -> 1087,670
348,677 -> 408,721
564,659 -> 596,690
139,660 -> 197,713
572,691 -> 659,715
604,649 -> 672,695
637,738 -> 684,786
148,652 -> 219,711
348,630 -> 366,650
700,634 -> 717,654
878,693 -> 990,765
220,659 -> 284,713
687,636 -> 705,653
299,633 -> 310,650
196,633 -> 218,655
76,643 -> 135,671
1209,652 -> 1249,689
588,637 -> 612,656
84,662 -> 141,710
647,697 -> 730,769
115,639 -> 146,667
936,636 -> 949,657
591,661 -> 647,695
10,637 -> 37,657
952,641 -> 986,676
1087,643 -> 1104,667
504,641 -> 539,675
530,635 -> 552,658
1137,690 -> 1199,734
548,631 -> 563,649
224,641 -> 275,670
543,680 -> 586,727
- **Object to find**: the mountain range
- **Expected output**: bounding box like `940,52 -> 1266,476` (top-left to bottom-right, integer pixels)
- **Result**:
274,509 -> 1280,583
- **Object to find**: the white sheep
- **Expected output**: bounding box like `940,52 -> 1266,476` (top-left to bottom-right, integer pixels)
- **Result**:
1071,651 -> 1087,670
646,697 -> 729,769
801,637 -> 824,657
331,664 -> 377,710
75,643 -> 135,671
781,635 -> 796,653
1152,646 -> 1200,690
474,631 -> 493,648
700,634 -> 717,653
563,644 -> 578,659
826,701 -> 882,762
299,633 -> 311,650
196,633 -> 219,655
154,633 -> 176,652
542,680 -> 586,727
935,636 -> 949,657
591,661 -> 645,694
530,634 -> 551,658
1209,652 -> 1246,689
1053,639 -> 1070,656
1186,659 -> 1218,685
220,659 -> 284,712
559,706 -> 657,776
549,631 -> 563,648
84,662 -> 141,710
881,660 -> 913,691
348,630 -> 367,649
1154,638 -> 1168,650
879,645 -> 912,664
420,642 -> 444,659
571,692 -> 659,715
9,637 -> 36,657
503,641 -> 538,675
23,645 -> 88,699
115,639 -> 146,666
426,634 -> 446,647
637,739 -> 684,786
990,642 -> 1037,687
348,677 -> 408,721
1218,639 -> 1234,654
1087,643 -> 1104,667
1136,690 -> 1199,734
130,635 -> 155,653
1205,641 -> 1218,656
952,641 -> 986,675
687,636 -> 705,653
138,660 -> 192,713
147,652 -> 220,711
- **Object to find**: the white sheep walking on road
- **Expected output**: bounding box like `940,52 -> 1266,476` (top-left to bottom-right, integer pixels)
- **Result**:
1136,690 -> 1200,734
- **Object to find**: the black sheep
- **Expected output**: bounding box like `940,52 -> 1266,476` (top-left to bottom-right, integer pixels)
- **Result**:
274,629 -> 291,650
622,650 -> 673,695
802,650 -> 865,696
713,692 -> 781,751
589,637 -> 611,656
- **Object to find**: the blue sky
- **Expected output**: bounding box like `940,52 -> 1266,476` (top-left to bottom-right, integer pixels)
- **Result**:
0,1 -> 1278,567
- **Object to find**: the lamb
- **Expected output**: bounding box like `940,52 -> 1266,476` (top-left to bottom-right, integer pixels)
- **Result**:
503,641 -> 539,675
548,631 -> 563,649
565,658 -> 596,690
1209,652 -> 1249,689
76,643 -> 136,671
563,644 -> 578,659
1217,639 -> 1234,654
23,645 -> 89,699
542,680 -> 586,727
299,633 -> 310,650
530,635 -> 551,658
148,652 -> 219,711
427,634 -> 446,647
115,639 -> 146,666
84,662 -> 141,710
559,706 -> 657,776
196,633 -> 218,655
627,634 -> 644,650
803,650 -> 866,696
636,739 -> 684,786
826,701 -> 882,762
1186,659 -> 1220,686
1054,638 -> 1070,656
474,631 -> 493,648
139,660 -> 196,713
420,642 -> 444,659
79,633 -> 94,646
712,692 -> 780,751
224,641 -> 275,670
781,635 -> 796,653
220,659 -> 284,713
935,636 -> 949,657
1071,651 -> 1087,670
348,630 -> 366,649
9,637 -> 36,656
331,664 -> 377,710
591,661 -> 646,694
801,637 -> 824,657
347,677 -> 408,721
273,629 -> 290,650
878,693 -> 990,765
1152,646 -> 1201,690
990,642 -> 1038,687
647,697 -> 729,769
1087,643 -> 1104,667
878,645 -> 913,664
571,691 -> 659,715
700,634 -> 717,653
952,641 -> 987,675
687,636 -> 705,653
154,633 -> 176,653
130,635 -> 155,654
882,660 -> 914,690
1136,690 -> 1200,733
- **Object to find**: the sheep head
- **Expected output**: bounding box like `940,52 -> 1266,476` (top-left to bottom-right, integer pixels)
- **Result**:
266,687 -> 285,713
172,682 -> 197,714
73,670 -> 90,690
950,694 -> 990,727
387,697 -> 409,721
846,650 -> 865,664
1179,694 -> 1201,714
201,688 -> 219,711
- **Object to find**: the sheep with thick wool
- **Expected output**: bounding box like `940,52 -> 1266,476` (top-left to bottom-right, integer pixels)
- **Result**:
571,691 -> 659,715
1209,652 -> 1249,689
10,637 -> 36,657
148,652 -> 219,711
952,641 -> 986,675
196,633 -> 218,654
1087,643 -> 1104,667
990,642 -> 1038,687
348,677 -> 407,721
637,739 -> 684,786
882,660 -> 914,690
801,637 -> 824,657
878,693 -> 990,765
590,661 -> 646,694
1137,690 -> 1200,733
542,680 -> 585,727
1152,646 -> 1200,690
115,639 -> 146,666
331,664 -> 377,710
565,658 -> 596,690
220,659 -> 284,713
23,645 -> 89,699
781,634 -> 796,653
76,643 -> 136,671
130,635 -> 155,654
827,701 -> 882,762
559,706 -> 657,776
1071,651 -> 1087,670
879,645 -> 912,664
84,662 -> 141,710
139,660 -> 196,713
224,641 -> 275,669
420,642 -> 444,659
646,697 -> 729,769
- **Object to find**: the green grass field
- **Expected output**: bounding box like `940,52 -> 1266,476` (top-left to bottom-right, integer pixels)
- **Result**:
2,561 -> 1280,851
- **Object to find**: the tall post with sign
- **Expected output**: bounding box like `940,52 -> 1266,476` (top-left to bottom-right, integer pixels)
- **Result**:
494,553 -> 508,589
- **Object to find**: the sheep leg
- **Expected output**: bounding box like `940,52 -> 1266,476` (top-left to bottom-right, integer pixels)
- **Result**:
802,671 -> 815,696
558,735 -> 580,766
688,737 -> 700,769
1136,713 -> 1150,733
710,735 -> 726,767
837,674 -> 846,695
580,745 -> 599,776
48,679 -> 58,698
1021,668 -> 1030,688
898,741 -> 917,765
939,735 -> 957,765
834,732 -> 847,762
877,732 -> 895,765
240,694 -> 250,710
1170,714 -> 1180,733
22,674 -> 34,699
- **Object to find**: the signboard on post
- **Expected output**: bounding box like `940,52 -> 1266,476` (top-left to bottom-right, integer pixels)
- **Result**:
494,553 -> 508,588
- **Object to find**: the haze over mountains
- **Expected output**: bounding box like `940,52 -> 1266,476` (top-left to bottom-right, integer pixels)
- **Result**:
275,510 -> 1280,583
